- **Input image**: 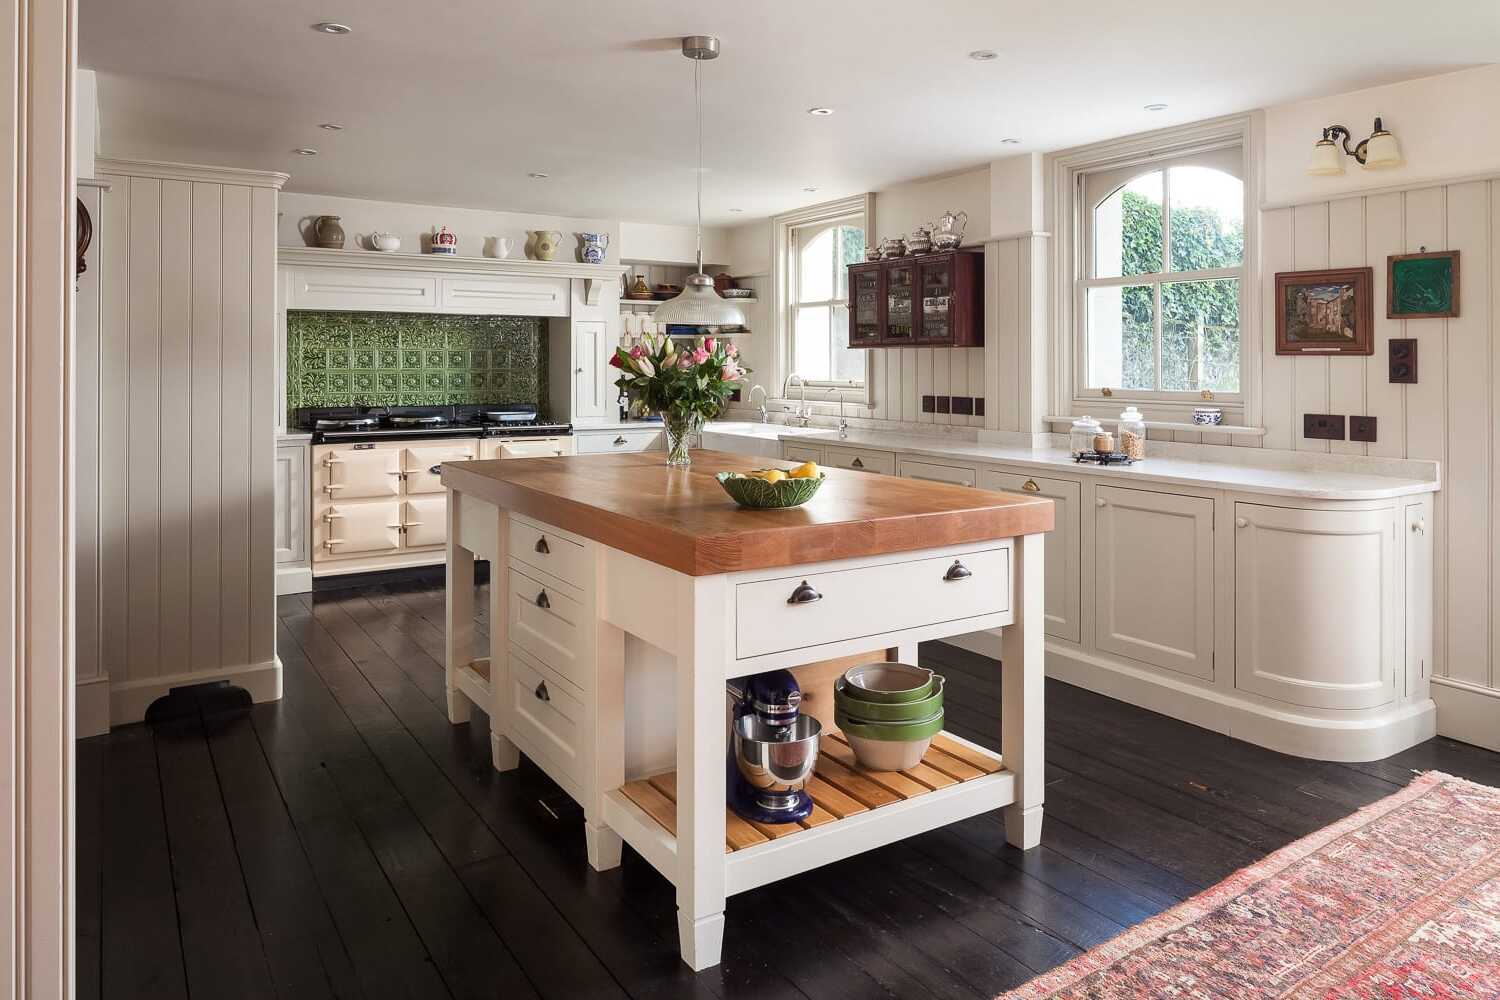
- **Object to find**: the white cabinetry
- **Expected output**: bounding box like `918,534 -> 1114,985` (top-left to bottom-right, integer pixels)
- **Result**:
981,470 -> 1080,642
575,427 -> 663,454
274,438 -> 312,595
438,274 -> 569,316
1233,503 -> 1397,710
897,457 -> 978,488
286,267 -> 438,312
821,444 -> 896,476
570,322 -> 610,422
1094,486 -> 1215,680
781,442 -> 825,465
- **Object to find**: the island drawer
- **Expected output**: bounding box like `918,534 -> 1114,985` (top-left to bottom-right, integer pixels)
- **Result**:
509,564 -> 585,687
510,515 -> 589,588
735,545 -> 1011,659
508,644 -> 583,789
820,445 -> 896,476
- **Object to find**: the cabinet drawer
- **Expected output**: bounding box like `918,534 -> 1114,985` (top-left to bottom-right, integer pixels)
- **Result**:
735,546 -> 1010,659
781,443 -> 824,464
576,429 -> 663,454
508,645 -> 584,788
439,275 -> 569,317
509,564 -> 585,685
509,516 -> 588,588
496,437 -> 575,459
821,445 -> 895,476
288,267 -> 438,312
897,457 -> 978,487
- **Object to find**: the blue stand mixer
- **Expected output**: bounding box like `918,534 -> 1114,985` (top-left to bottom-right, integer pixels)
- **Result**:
728,670 -> 822,824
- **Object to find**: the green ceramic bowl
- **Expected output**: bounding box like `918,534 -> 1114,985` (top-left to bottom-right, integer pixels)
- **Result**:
834,707 -> 946,743
716,471 -> 826,509
834,674 -> 945,722
841,662 -> 933,704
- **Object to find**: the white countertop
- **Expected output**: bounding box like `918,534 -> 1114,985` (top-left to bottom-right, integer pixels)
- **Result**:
702,422 -> 1439,501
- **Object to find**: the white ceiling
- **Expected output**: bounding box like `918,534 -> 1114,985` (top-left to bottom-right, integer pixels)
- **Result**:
81,0 -> 1500,225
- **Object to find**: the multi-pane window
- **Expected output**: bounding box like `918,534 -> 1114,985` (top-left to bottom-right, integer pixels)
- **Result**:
790,219 -> 866,385
1080,148 -> 1245,398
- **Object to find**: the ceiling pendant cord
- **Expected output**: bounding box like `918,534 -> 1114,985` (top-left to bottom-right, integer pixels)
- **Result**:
695,55 -> 703,275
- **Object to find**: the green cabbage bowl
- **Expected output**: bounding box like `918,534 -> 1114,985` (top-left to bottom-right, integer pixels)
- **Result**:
715,471 -> 826,509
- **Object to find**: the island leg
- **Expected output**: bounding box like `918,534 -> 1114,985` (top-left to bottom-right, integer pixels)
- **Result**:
586,618 -> 625,871
674,574 -> 728,971
1002,531 -> 1045,849
445,489 -> 474,725
488,528 -> 519,772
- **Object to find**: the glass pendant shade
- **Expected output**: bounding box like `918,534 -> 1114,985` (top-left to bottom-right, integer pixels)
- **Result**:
1307,138 -> 1345,176
1364,129 -> 1403,169
653,273 -> 747,326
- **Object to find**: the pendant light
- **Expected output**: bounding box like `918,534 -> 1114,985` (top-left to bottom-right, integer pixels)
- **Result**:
652,35 -> 747,328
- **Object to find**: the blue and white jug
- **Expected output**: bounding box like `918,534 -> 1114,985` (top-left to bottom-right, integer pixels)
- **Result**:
580,231 -> 609,264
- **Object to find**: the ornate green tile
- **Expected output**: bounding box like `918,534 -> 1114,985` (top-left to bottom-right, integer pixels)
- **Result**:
302,348 -> 328,371
400,372 -> 423,392
401,349 -> 423,369
490,343 -> 509,367
448,350 -> 466,367
328,372 -> 351,393
378,349 -> 399,369
449,371 -> 468,390
353,349 -> 376,369
425,371 -> 446,390
469,350 -> 488,368
378,372 -> 399,392
329,349 -> 351,369
470,372 -> 487,390
352,371 -> 377,393
425,350 -> 446,368
300,371 -> 327,396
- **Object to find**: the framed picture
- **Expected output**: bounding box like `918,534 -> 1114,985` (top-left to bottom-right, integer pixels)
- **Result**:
1274,267 -> 1374,356
1388,250 -> 1459,319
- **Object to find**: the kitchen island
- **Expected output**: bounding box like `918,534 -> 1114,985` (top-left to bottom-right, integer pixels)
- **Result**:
440,450 -> 1053,970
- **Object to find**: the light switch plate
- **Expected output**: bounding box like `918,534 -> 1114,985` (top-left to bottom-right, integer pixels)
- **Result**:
1389,338 -> 1418,383
1349,416 -> 1378,443
1303,413 -> 1346,440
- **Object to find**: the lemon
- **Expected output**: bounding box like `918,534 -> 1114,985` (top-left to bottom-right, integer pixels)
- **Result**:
751,469 -> 787,484
787,461 -> 819,479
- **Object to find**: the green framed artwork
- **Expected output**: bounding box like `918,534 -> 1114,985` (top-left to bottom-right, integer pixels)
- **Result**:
1388,250 -> 1459,319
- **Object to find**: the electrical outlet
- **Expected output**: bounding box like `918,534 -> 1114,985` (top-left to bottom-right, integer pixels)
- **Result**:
921,395 -> 935,414
1349,416 -> 1378,443
935,395 -> 951,414
974,397 -> 985,417
1389,338 -> 1418,383
951,396 -> 974,416
1303,413 -> 1346,441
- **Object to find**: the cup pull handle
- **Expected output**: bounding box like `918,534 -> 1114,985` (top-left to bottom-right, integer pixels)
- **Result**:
1022,479 -> 1040,492
614,436 -> 627,446
535,590 -> 550,609
535,536 -> 550,555
787,580 -> 822,605
429,464 -> 442,475
851,457 -> 864,468
944,559 -> 972,582
535,681 -> 550,702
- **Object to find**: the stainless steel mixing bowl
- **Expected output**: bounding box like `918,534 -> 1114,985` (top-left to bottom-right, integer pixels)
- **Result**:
732,714 -> 822,804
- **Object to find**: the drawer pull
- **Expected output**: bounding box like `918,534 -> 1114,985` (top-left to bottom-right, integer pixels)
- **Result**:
851,457 -> 864,469
787,581 -> 822,605
613,436 -> 627,446
1022,479 -> 1040,493
1412,519 -> 1426,536
1096,498 -> 1107,508
944,559 -> 972,582
535,590 -> 551,609
534,680 -> 550,702
534,536 -> 550,555
428,464 -> 442,475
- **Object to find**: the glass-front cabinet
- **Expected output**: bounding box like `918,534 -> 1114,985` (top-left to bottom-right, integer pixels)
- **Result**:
849,262 -> 884,347
846,249 -> 983,348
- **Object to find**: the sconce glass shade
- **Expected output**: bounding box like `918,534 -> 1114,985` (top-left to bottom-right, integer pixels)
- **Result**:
1364,129 -> 1403,169
1307,138 -> 1345,176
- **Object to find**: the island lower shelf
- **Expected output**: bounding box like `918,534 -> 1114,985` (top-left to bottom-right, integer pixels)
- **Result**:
602,730 -> 1012,896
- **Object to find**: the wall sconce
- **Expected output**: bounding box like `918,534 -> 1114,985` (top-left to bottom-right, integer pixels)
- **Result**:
1307,117 -> 1403,176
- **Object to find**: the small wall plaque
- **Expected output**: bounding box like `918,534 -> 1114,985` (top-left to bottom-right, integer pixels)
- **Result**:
1388,250 -> 1459,319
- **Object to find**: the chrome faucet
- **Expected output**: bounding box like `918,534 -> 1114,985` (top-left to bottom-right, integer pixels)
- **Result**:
835,388 -> 858,440
748,384 -> 769,424
782,374 -> 812,427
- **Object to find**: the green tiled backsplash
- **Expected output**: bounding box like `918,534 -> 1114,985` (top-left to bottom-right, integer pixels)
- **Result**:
286,311 -> 548,421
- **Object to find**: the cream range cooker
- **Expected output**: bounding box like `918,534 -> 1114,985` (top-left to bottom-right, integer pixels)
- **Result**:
299,404 -> 575,578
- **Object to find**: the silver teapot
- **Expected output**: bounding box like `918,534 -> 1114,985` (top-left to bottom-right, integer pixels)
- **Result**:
932,209 -> 968,250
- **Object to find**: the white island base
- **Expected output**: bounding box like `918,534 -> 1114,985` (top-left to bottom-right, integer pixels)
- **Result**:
442,491 -> 1046,971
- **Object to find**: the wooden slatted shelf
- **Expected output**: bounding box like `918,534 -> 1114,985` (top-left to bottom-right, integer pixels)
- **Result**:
453,657 -> 491,706
619,731 -> 1003,854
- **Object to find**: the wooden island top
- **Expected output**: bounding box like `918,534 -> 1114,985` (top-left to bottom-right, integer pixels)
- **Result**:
441,449 -> 1054,576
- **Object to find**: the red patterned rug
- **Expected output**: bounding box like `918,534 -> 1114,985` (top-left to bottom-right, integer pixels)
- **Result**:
1001,771 -> 1500,999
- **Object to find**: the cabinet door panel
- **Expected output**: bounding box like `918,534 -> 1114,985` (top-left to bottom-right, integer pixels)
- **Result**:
318,445 -> 401,499
982,470 -> 1081,642
403,441 -> 478,494
319,501 -> 403,560
917,258 -> 955,344
438,275 -> 569,316
849,264 -> 884,346
821,445 -> 896,476
1095,486 -> 1214,678
288,267 -> 438,312
883,262 -> 916,345
571,321 -> 609,421
781,443 -> 824,465
898,458 -> 977,488
498,437 -> 575,459
1234,503 -> 1396,710
403,496 -> 448,549
274,443 -> 308,564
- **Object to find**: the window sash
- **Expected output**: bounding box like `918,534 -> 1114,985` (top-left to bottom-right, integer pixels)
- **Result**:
788,217 -> 864,387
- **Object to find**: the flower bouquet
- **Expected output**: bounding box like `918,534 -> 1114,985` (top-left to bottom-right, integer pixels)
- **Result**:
611,334 -> 750,466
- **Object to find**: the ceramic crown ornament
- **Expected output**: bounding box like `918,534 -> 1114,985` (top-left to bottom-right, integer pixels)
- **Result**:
430,226 -> 458,255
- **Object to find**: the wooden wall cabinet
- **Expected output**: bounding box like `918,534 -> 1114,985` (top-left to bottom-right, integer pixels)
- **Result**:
846,250 -> 983,348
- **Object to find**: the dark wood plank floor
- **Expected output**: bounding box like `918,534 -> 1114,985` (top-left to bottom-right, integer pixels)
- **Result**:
77,576 -> 1500,999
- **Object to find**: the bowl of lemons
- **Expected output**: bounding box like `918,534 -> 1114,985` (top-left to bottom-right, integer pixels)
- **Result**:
716,461 -> 826,509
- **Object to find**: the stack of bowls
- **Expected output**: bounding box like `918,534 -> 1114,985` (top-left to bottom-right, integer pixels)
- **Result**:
833,662 -> 945,771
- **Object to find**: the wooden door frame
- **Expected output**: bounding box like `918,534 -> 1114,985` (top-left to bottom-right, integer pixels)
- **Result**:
2,0 -> 76,994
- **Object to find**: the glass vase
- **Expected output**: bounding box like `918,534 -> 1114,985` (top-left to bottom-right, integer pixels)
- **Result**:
660,409 -> 705,467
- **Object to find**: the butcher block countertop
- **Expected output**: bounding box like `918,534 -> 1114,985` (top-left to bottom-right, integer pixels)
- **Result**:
441,449 -> 1054,576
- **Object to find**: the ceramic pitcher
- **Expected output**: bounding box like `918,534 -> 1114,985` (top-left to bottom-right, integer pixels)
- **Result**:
312,215 -> 345,249
531,230 -> 562,261
579,232 -> 609,264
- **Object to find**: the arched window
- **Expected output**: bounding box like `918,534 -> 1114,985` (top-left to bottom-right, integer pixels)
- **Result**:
790,219 -> 866,384
1079,148 -> 1244,398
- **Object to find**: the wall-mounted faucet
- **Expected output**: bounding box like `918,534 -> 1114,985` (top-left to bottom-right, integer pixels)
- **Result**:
748,384 -> 769,424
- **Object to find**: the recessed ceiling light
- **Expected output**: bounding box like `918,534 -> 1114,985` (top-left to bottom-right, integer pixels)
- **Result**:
310,22 -> 352,34
1144,103 -> 1169,111
803,187 -> 818,193
527,171 -> 549,179
807,107 -> 834,116
1001,138 -> 1021,144
292,147 -> 319,156
968,49 -> 999,61
317,122 -> 344,131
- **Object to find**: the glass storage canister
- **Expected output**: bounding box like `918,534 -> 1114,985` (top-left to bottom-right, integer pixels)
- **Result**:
1118,406 -> 1146,460
1069,416 -> 1103,458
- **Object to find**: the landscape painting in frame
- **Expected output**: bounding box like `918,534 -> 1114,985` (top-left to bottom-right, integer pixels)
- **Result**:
1388,250 -> 1459,319
1274,266 -> 1374,356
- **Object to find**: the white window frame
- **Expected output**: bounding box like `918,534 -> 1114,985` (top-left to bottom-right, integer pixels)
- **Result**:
1050,115 -> 1260,425
771,193 -> 876,406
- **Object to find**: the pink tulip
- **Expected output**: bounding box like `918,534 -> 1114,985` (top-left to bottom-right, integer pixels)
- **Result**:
678,353 -> 693,368
721,363 -> 741,382
704,337 -> 716,353
629,344 -> 645,360
726,343 -> 738,358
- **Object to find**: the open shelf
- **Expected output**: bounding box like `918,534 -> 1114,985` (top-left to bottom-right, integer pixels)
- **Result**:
603,730 -> 1013,895
620,297 -> 759,307
454,657 -> 490,707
